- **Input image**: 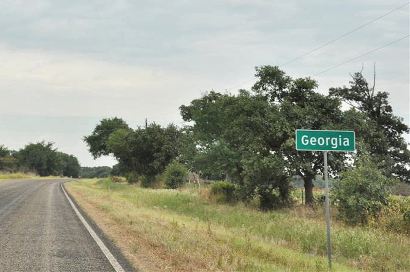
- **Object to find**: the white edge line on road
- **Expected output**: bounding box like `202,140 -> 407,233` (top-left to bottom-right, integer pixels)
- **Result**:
61,183 -> 126,272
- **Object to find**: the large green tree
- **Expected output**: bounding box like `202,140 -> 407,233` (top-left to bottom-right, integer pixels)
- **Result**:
84,119 -> 181,185
57,152 -> 81,178
84,117 -> 130,158
17,142 -> 60,176
16,142 -> 80,177
252,66 -> 347,204
107,123 -> 181,185
329,73 -> 410,182
180,90 -> 291,209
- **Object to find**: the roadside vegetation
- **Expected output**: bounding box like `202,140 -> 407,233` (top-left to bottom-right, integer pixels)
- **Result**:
66,178 -> 410,272
84,66 -> 409,209
75,66 -> 409,270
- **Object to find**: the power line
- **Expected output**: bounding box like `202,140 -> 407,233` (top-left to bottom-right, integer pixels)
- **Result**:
314,34 -> 409,76
280,1 -> 410,67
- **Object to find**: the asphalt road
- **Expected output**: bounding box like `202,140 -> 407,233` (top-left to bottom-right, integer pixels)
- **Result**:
0,179 -> 123,272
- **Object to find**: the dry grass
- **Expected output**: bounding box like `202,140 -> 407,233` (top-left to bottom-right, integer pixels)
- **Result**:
0,172 -> 36,180
66,179 -> 410,272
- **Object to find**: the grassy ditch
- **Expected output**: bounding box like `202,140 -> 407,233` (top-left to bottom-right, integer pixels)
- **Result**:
66,178 -> 410,272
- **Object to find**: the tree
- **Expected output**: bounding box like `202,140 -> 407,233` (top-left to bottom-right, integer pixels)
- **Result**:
252,66 -> 346,205
108,123 -> 181,185
57,152 -> 81,178
16,142 -> 80,177
180,90 -> 291,208
0,145 -> 18,172
0,145 -> 9,157
85,119 -> 181,185
84,117 -> 130,158
17,142 -> 60,176
329,72 -> 410,182
111,163 -> 128,176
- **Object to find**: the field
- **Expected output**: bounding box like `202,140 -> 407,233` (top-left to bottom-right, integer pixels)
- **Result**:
66,179 -> 410,272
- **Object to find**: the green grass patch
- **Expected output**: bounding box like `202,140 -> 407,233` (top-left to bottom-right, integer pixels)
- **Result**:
67,178 -> 410,271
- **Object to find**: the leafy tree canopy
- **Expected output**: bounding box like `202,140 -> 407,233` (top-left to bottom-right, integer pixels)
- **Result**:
84,117 -> 130,158
85,120 -> 181,185
16,142 -> 80,177
17,142 -> 59,176
330,72 -> 410,182
0,145 -> 18,172
180,89 -> 291,208
251,66 -> 346,204
57,152 -> 81,178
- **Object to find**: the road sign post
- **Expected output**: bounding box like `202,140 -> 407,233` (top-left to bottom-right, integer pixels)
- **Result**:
296,129 -> 355,270
323,151 -> 331,269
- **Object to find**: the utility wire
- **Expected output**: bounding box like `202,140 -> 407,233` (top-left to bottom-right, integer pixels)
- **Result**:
280,1 -> 410,67
314,34 -> 409,76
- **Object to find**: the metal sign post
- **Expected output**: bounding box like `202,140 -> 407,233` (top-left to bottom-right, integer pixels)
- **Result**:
295,129 -> 356,270
323,151 -> 332,269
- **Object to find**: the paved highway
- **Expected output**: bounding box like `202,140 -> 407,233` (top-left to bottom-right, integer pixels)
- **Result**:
0,179 -> 128,272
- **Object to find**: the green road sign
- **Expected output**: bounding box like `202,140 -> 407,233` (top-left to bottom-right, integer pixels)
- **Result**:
295,129 -> 355,269
295,129 -> 355,152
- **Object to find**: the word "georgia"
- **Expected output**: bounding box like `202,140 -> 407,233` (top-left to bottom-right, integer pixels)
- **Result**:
301,135 -> 350,149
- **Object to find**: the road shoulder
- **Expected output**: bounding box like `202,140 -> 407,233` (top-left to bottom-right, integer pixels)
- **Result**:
62,181 -> 136,272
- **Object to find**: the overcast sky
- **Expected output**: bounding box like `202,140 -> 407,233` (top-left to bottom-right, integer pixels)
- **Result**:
0,0 -> 408,167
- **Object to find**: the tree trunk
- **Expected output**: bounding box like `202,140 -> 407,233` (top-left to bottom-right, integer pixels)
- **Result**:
304,177 -> 314,205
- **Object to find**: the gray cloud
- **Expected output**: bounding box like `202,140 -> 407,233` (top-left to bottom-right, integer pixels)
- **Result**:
0,0 -> 408,166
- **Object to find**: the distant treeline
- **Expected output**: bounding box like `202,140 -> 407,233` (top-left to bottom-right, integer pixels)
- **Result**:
80,166 -> 112,178
0,141 -> 80,177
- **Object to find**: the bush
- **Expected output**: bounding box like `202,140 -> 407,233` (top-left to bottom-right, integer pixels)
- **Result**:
126,172 -> 139,184
111,176 -> 125,183
210,181 -> 237,203
240,155 -> 291,210
369,195 -> 410,234
164,161 -> 188,189
140,175 -> 156,187
332,157 -> 395,225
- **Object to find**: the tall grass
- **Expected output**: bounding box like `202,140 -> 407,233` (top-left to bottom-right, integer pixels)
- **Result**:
67,178 -> 410,271
0,172 -> 35,179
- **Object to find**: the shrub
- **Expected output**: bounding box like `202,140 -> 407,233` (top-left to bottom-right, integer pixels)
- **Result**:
241,155 -> 291,210
210,181 -> 237,203
141,175 -> 156,187
111,176 -> 125,183
126,172 -> 139,184
369,195 -> 410,234
164,161 -> 188,189
332,157 -> 395,225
